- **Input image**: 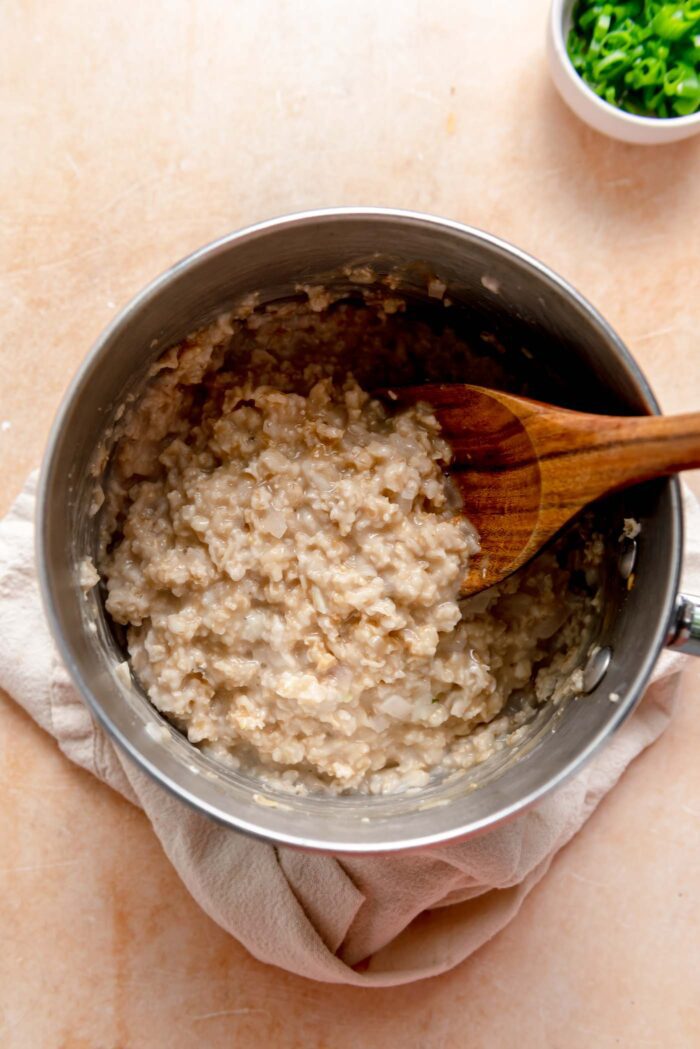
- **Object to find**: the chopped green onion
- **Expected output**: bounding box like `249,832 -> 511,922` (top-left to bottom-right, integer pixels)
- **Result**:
625,55 -> 666,83
675,93 -> 700,110
653,6 -> 693,40
664,61 -> 696,89
567,0 -> 700,116
682,32 -> 700,62
594,49 -> 635,77
601,29 -> 635,50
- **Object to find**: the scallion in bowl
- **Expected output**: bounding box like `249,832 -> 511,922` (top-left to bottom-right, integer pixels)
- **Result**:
567,1 -> 700,118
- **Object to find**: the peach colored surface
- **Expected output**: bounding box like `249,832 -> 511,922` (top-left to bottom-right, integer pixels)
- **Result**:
1,1 -> 699,1046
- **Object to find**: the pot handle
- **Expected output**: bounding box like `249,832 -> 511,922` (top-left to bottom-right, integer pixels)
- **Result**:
667,594 -> 700,657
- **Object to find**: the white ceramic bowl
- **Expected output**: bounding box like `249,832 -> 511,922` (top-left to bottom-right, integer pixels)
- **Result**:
547,0 -> 700,144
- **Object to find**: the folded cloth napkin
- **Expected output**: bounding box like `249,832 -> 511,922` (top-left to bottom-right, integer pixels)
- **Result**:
1,473 -> 698,987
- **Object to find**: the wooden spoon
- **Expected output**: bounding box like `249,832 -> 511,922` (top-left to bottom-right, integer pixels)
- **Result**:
382,384 -> 700,596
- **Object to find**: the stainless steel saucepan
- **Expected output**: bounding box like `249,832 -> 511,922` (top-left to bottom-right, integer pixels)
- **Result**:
37,208 -> 700,853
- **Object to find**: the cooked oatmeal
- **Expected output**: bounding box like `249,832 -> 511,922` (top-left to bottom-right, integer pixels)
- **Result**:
99,297 -> 600,794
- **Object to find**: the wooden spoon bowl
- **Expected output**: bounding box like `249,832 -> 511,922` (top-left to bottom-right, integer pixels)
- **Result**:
382,384 -> 700,596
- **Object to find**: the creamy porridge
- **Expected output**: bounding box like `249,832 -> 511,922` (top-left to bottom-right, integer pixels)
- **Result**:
98,296 -> 601,795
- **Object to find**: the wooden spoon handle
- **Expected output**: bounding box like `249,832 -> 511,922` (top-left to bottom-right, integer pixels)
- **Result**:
532,409 -> 700,508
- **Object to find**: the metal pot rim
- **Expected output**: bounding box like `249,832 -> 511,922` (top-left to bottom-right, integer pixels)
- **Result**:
36,207 -> 683,852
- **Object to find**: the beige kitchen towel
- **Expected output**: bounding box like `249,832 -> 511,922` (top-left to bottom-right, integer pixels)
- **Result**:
1,473 -> 698,987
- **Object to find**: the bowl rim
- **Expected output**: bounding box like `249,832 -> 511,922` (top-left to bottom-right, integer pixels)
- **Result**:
550,0 -> 700,130
36,207 -> 683,852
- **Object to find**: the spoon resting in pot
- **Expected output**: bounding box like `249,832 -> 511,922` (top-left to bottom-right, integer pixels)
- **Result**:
381,384 -> 700,597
